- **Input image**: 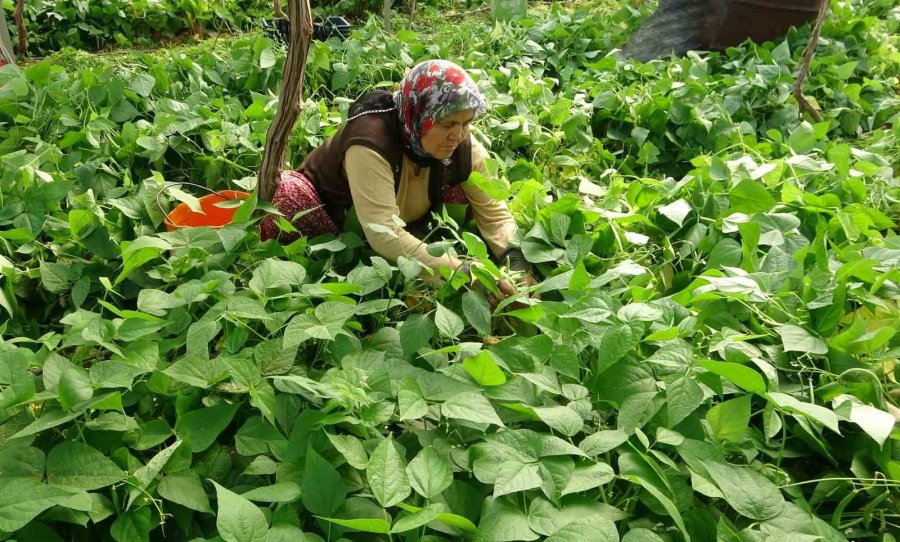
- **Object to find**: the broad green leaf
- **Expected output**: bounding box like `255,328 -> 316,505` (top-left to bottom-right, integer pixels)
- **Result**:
47,441 -> 126,491
249,259 -> 307,295
442,392 -> 504,427
0,446 -> 44,479
704,460 -> 785,520
534,406 -> 583,436
666,376 -> 704,427
528,496 -> 627,536
397,378 -> 429,421
707,395 -> 752,443
838,398 -> 894,447
241,482 -> 301,503
463,351 -> 507,386
579,430 -> 629,456
391,503 -> 443,533
622,528 -> 665,542
56,366 -> 93,410
779,325 -> 828,355
544,515 -> 619,542
494,461 -> 542,497
435,303 -> 465,338
213,481 -> 269,542
400,313 -> 436,356
767,392 -> 840,434
728,179 -> 776,215
327,433 -> 369,470
407,447 -> 453,499
658,199 -> 692,227
175,403 -> 239,453
110,508 -> 151,542
0,478 -> 78,532
367,436 -> 411,507
624,475 -> 691,542
594,324 -> 636,373
158,471 -> 212,513
560,462 -> 615,496
318,517 -> 391,534
699,360 -> 767,395
463,290 -> 493,335
301,446 -> 345,515
476,497 -> 539,541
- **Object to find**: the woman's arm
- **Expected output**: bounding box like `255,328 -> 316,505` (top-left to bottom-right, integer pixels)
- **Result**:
345,145 -> 464,272
461,139 -> 519,258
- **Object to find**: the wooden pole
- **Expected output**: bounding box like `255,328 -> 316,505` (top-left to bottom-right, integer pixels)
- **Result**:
410,0 -> 417,23
256,0 -> 313,201
13,0 -> 25,57
383,0 -> 393,34
274,0 -> 286,20
793,0 -> 829,123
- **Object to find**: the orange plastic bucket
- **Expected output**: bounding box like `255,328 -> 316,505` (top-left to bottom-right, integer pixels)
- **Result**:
158,183 -> 250,231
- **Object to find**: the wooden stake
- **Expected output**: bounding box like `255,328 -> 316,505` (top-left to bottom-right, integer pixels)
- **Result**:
410,0 -> 417,23
383,0 -> 393,34
793,0 -> 829,123
274,0 -> 286,20
257,0 -> 313,201
13,0 -> 25,57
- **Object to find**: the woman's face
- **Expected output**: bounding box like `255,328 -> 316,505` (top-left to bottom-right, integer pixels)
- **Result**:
420,109 -> 475,160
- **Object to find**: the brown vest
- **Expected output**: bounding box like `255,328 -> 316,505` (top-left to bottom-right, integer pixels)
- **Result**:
299,90 -> 472,226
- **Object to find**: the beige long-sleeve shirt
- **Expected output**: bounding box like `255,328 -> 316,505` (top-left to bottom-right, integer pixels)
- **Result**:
343,139 -> 516,272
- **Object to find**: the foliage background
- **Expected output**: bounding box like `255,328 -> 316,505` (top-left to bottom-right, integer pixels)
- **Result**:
0,0 -> 898,541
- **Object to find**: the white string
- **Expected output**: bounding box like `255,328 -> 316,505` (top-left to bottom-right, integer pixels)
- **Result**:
346,106 -> 396,123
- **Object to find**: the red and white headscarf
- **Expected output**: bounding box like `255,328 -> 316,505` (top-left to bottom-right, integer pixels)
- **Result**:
394,60 -> 487,162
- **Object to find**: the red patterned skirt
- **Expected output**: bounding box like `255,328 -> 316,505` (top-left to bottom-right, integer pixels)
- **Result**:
260,171 -> 470,242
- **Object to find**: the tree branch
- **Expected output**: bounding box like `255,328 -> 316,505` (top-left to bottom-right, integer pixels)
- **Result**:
14,0 -> 26,57
257,0 -> 313,201
793,0 -> 829,123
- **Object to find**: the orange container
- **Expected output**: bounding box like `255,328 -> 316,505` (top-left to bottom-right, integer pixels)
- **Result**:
162,189 -> 250,231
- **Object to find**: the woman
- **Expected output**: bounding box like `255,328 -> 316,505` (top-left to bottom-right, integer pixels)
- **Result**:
260,60 -> 534,289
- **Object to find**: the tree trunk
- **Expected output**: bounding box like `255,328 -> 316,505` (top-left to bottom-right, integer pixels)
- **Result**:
274,0 -> 286,20
793,0 -> 829,123
383,0 -> 392,33
256,0 -> 313,201
13,0 -> 25,57
410,0 -> 417,22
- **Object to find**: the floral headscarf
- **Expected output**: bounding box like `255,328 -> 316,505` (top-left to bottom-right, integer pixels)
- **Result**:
394,60 -> 487,162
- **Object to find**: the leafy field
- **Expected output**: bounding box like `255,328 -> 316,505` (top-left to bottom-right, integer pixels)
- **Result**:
1,1 -> 899,541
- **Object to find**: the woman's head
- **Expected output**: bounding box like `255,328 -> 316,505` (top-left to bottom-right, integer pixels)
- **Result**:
394,60 -> 487,161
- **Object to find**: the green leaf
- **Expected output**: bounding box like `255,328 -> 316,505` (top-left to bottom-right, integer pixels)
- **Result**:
56,366 -> 93,410
463,290 -> 493,335
442,392 -> 504,427
0,478 -> 78,532
407,447 -> 453,499
327,433 -> 369,470
213,481 -> 269,542
301,445 -> 346,515
397,378 -> 429,421
391,504 -> 443,533
579,430 -> 629,456
704,460 -> 785,520
622,528 -> 665,542
46,441 -> 126,491
130,74 -> 156,97
595,324 -> 636,373
435,303 -> 465,338
367,436 -> 411,508
249,259 -> 306,295
534,406 -> 583,436
699,360 -> 767,395
666,376 -> 704,427
259,48 -> 277,69
463,351 -> 507,386
241,482 -> 301,503
494,461 -> 542,497
779,325 -> 828,355
400,314 -> 436,356
544,515 -> 619,542
707,395 -> 752,443
561,462 -> 615,496
767,392 -> 840,434
476,497 -> 539,541
158,471 -> 212,513
318,517 -> 391,534
175,402 -> 239,453
728,179 -> 777,215
110,508 -> 151,542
